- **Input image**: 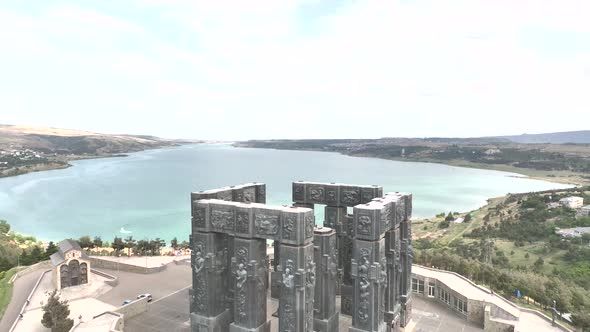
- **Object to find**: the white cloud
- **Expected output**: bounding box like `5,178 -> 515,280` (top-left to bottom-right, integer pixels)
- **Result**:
0,0 -> 589,139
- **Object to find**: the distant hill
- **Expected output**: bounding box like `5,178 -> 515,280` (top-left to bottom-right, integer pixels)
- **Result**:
0,124 -> 176,155
500,131 -> 590,144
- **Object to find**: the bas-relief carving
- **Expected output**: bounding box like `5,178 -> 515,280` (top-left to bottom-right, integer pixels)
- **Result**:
305,215 -> 314,239
326,190 -> 337,203
283,215 -> 295,240
281,259 -> 296,332
192,243 -> 208,314
309,186 -> 325,202
357,248 -> 371,327
305,255 -> 315,332
255,214 -> 279,235
358,215 -> 372,235
235,247 -> 249,322
211,210 -> 234,230
341,189 -> 360,205
194,208 -> 206,227
294,184 -> 304,201
236,212 -> 249,233
243,189 -> 255,203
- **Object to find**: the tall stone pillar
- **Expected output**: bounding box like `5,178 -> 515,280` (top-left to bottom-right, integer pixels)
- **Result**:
279,242 -> 315,332
189,232 -> 232,332
340,214 -> 354,316
313,227 -> 339,332
230,237 -> 270,332
349,199 -> 391,332
325,206 -> 346,295
384,228 -> 401,332
395,193 -> 413,328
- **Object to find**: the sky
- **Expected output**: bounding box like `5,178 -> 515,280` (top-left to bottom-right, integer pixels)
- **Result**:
1,0 -> 589,140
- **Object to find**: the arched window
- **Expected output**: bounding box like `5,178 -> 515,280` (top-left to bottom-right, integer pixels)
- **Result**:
69,259 -> 80,286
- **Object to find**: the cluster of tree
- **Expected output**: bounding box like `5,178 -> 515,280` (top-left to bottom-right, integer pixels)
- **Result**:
415,249 -> 590,330
41,289 -> 74,332
105,236 -> 189,256
0,220 -> 58,273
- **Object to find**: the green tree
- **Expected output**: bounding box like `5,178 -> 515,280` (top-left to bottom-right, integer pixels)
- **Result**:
179,240 -> 190,250
93,236 -> 103,248
445,212 -> 454,222
533,257 -> 545,271
111,237 -> 124,253
124,236 -> 136,256
77,236 -> 93,249
0,220 -> 10,234
171,237 -> 178,250
45,242 -> 58,259
41,289 -> 74,332
572,310 -> 590,331
464,213 -> 472,222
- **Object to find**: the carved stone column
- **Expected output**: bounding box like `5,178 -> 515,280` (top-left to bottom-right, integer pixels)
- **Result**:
313,227 -> 339,332
325,206 -> 346,296
394,193 -> 412,328
350,237 -> 387,332
341,214 -> 354,316
189,232 -> 232,332
279,242 -> 315,332
384,228 -> 401,332
230,237 -> 270,332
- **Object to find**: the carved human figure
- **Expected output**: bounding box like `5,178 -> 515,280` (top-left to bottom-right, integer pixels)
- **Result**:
283,260 -> 295,289
236,263 -> 247,289
193,249 -> 205,275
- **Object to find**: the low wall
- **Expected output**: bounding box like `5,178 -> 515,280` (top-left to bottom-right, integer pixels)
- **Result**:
12,260 -> 52,281
90,268 -> 119,287
114,297 -> 148,320
89,257 -> 168,274
484,305 -> 515,332
8,269 -> 51,332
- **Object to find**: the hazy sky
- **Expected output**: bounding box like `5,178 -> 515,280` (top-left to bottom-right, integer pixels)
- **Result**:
1,0 -> 589,140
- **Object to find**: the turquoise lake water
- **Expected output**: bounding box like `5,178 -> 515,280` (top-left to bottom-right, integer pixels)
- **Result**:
0,144 -> 570,242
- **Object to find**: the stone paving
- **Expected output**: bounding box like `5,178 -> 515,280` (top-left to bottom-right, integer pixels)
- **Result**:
92,255 -> 189,268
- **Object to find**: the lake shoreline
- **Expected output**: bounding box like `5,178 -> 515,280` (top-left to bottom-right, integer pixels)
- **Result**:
234,144 -> 587,187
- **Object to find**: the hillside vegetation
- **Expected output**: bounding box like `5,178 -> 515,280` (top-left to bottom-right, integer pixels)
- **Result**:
412,187 -> 590,329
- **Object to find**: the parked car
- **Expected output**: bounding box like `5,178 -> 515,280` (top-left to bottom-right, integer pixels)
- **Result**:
122,299 -> 132,305
137,293 -> 153,302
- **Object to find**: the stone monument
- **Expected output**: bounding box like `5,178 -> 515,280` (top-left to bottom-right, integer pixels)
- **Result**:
189,182 -> 412,332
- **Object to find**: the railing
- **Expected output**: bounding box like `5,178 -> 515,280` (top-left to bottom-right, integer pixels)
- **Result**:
8,269 -> 51,332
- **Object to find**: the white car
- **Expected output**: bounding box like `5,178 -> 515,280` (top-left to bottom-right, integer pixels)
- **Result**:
137,293 -> 153,302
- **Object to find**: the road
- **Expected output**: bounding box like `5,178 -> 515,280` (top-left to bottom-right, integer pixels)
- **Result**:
0,269 -> 45,332
97,263 -> 192,307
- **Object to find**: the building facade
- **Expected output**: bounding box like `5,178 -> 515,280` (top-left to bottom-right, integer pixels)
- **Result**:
50,239 -> 91,290
559,196 -> 584,209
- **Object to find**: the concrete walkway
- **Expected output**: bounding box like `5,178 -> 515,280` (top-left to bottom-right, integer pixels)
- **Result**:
0,269 -> 45,332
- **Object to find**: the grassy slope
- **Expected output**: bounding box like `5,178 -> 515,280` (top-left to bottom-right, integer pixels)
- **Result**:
0,268 -> 18,321
411,195 -> 570,273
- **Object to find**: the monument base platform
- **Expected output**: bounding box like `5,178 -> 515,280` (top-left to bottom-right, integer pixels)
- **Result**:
314,311 -> 340,332
229,321 -> 271,332
190,310 -> 232,332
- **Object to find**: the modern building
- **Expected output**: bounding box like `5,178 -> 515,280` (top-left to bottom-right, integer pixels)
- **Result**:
559,196 -> 584,209
412,265 -> 571,332
50,239 -> 91,290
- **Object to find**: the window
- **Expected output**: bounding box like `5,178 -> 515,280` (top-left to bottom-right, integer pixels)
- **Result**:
412,278 -> 418,293
463,301 -> 468,313
439,288 -> 451,304
418,280 -> 425,294
428,283 -> 435,297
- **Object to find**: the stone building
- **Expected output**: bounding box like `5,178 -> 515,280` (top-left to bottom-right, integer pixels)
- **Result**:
50,239 -> 91,290
559,196 -> 584,209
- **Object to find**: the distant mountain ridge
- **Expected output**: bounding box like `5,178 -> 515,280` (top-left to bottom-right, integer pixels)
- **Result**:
0,124 -> 176,155
498,131 -> 590,144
